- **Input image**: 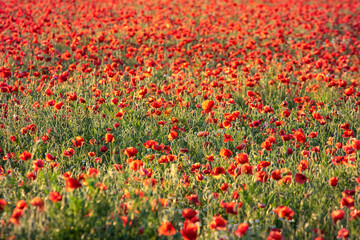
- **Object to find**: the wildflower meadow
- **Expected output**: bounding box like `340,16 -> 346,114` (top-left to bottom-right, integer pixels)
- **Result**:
0,0 -> 360,239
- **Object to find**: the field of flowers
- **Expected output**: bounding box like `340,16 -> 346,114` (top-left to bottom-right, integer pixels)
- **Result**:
0,0 -> 360,239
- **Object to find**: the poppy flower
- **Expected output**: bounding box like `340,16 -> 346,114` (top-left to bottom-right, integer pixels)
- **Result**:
220,183 -> 229,192
16,200 -> 27,210
349,209 -> 360,221
297,160 -> 309,172
31,197 -> 44,211
202,100 -> 215,112
337,228 -> 349,239
241,164 -> 253,175
331,209 -> 345,223
45,153 -> 56,161
220,201 -> 238,215
186,194 -> 201,205
182,208 -> 198,220
340,196 -> 354,209
235,153 -> 249,164
10,208 -> 24,225
256,171 -> 269,183
271,170 -> 282,180
71,136 -> 85,147
20,151 -> 32,161
278,175 -> 292,186
235,223 -> 249,237
209,215 -> 227,230
88,168 -> 99,178
124,147 -> 138,157
158,221 -> 176,236
223,134 -> 233,142
95,182 -> 107,190
66,177 -> 82,192
219,148 -> 232,159
0,199 -> 7,211
308,132 -> 318,138
293,129 -> 306,143
63,148 -> 75,157
49,191 -> 62,203
211,167 -> 225,178
267,229 -> 283,240
143,178 -> 157,189
168,131 -> 178,141
181,221 -> 198,240
329,177 -> 338,187
274,206 -> 295,220
128,160 -> 143,171
227,163 -> 240,179
100,146 -> 109,152
294,173 -> 308,185
33,159 -> 44,171
105,133 -> 115,143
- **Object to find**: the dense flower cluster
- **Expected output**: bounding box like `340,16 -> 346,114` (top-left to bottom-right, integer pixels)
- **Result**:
0,0 -> 359,239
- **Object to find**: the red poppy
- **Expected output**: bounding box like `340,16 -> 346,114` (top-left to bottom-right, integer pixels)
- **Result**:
294,173 -> 308,185
235,223 -> 249,237
274,206 -> 294,220
33,159 -> 44,171
31,197 -> 44,211
168,131 -> 178,141
182,208 -> 198,220
220,201 -> 238,215
49,191 -> 62,203
329,177 -> 338,187
71,136 -> 85,148
129,160 -> 143,171
63,148 -> 75,157
235,153 -> 249,164
331,209 -> 345,223
181,221 -> 198,240
202,100 -> 215,112
45,153 -> 56,161
209,215 -> 227,230
158,221 -> 176,236
293,129 -> 306,143
10,208 -> 24,225
124,147 -> 138,157
20,151 -> 32,161
66,177 -> 82,192
223,134 -> 233,142
105,133 -> 114,143
271,170 -> 282,180
88,168 -> 99,178
267,229 -> 283,240
211,167 -> 226,178
337,228 -> 349,239
16,200 -> 27,210
219,148 -> 232,159
0,199 -> 7,211
256,171 -> 269,183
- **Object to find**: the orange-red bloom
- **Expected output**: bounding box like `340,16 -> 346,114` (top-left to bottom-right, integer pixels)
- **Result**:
124,147 -> 138,157
158,221 -> 176,236
209,215 -> 227,230
331,209 -> 345,223
20,151 -> 32,161
105,133 -> 115,143
49,191 -> 62,203
66,177 -> 82,192
181,221 -> 198,240
274,206 -> 295,220
235,223 -> 249,237
31,197 -> 44,211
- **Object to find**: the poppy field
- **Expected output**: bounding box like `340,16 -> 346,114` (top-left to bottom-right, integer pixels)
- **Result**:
1,0 -> 360,239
